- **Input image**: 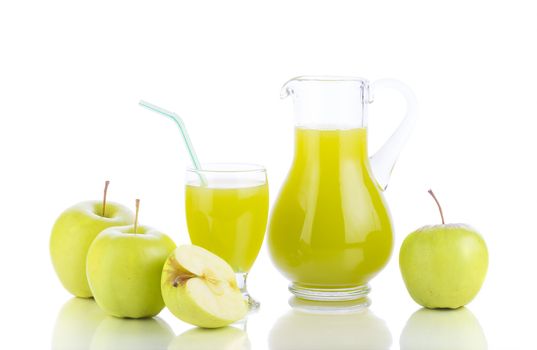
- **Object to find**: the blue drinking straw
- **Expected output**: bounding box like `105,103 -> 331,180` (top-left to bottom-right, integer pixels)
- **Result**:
139,100 -> 206,185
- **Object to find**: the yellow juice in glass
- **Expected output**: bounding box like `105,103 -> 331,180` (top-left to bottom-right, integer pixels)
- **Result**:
186,182 -> 269,273
268,127 -> 393,288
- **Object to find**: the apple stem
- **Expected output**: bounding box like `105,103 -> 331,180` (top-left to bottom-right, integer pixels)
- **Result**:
134,199 -> 140,234
102,180 -> 110,217
428,189 -> 445,224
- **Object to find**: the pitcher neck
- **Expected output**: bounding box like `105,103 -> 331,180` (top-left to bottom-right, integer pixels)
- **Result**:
281,76 -> 372,129
294,127 -> 369,161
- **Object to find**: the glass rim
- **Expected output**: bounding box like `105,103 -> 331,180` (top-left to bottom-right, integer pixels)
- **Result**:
186,162 -> 266,174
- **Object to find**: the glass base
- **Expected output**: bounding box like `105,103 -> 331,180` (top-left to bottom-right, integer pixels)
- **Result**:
235,272 -> 260,312
289,296 -> 371,314
289,283 -> 371,302
244,294 -> 260,312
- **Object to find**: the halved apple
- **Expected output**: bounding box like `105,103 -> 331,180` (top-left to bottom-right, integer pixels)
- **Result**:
161,245 -> 247,328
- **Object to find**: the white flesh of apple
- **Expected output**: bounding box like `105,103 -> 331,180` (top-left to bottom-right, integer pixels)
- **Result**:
162,245 -> 247,328
186,278 -> 246,322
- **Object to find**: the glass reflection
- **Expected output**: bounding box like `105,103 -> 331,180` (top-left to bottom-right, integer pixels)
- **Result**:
51,298 -> 174,350
269,299 -> 392,350
400,307 -> 487,350
169,326 -> 250,350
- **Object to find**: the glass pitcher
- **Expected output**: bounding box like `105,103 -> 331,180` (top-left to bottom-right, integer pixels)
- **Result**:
268,76 -> 417,302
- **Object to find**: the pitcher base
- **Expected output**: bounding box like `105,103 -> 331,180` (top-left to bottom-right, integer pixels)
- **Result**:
289,283 -> 371,302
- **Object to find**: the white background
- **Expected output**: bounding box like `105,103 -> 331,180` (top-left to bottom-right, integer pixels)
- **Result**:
1,0 -> 536,349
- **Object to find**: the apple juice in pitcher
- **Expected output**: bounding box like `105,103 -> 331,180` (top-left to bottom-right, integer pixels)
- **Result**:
269,127 -> 392,287
268,76 -> 417,302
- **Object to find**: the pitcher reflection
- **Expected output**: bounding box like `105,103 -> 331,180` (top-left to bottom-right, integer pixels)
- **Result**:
269,301 -> 392,349
400,307 -> 487,350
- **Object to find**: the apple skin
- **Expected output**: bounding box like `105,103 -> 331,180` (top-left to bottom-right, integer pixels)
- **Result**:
86,224 -> 176,318
50,201 -> 134,298
399,224 -> 488,309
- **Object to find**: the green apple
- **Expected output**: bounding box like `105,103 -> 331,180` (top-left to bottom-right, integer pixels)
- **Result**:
86,199 -> 176,318
50,181 -> 134,297
399,190 -> 488,309
161,245 -> 247,328
89,316 -> 174,350
51,298 -> 106,350
400,307 -> 487,350
168,327 -> 250,350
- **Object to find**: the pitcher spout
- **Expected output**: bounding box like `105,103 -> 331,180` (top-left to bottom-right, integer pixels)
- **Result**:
280,77 -> 300,99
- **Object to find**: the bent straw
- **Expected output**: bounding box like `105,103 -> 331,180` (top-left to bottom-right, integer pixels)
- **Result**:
139,100 -> 207,185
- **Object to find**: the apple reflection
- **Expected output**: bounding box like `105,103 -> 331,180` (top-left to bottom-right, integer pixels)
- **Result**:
400,307 -> 487,350
52,298 -> 107,350
168,326 -> 250,350
51,298 -> 175,350
89,316 -> 174,350
269,301 -> 392,350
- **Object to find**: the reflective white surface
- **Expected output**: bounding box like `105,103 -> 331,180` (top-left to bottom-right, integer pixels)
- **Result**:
47,296 -> 494,350
2,0 -> 537,349
52,298 -> 175,350
51,298 -> 106,350
400,308 -> 487,350
169,327 -> 251,350
269,307 -> 392,349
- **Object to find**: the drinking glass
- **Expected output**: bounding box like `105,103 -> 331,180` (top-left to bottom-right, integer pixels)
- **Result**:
185,163 -> 269,310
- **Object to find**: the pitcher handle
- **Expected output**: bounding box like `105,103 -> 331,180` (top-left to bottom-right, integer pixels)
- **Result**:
369,79 -> 418,191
